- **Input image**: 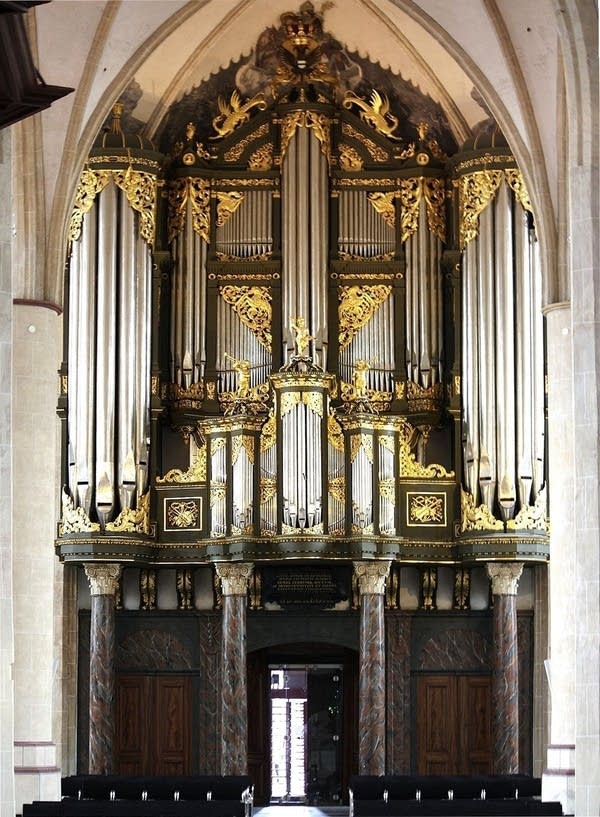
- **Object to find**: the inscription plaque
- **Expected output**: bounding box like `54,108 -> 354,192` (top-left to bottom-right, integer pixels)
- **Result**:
261,566 -> 351,609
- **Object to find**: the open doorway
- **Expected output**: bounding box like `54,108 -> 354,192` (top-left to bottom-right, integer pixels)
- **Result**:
269,665 -> 343,804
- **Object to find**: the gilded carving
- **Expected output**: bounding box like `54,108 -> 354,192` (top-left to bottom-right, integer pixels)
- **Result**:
399,441 -> 453,479
215,251 -> 273,263
368,191 -> 396,228
328,476 -> 346,504
353,560 -> 391,594
219,285 -> 272,350
216,191 -> 244,227
338,284 -> 392,349
248,143 -> 274,170
453,567 -> 471,610
112,168 -> 158,245
406,380 -> 445,413
167,177 -> 210,244
338,251 -> 394,262
280,390 -> 302,416
507,486 -> 549,532
460,487 -> 503,531
342,90 -> 402,140
339,143 -> 363,171
106,491 -> 151,534
327,413 -> 345,452
210,482 -> 227,506
379,478 -> 396,504
341,122 -> 389,161
457,169 -> 504,248
157,445 -> 207,483
280,110 -> 332,165
211,90 -> 267,140
167,499 -> 200,529
68,169 -> 111,242
176,569 -> 194,610
224,122 -> 270,162
260,408 -> 277,452
140,569 -> 157,610
399,177 -> 445,243
408,493 -> 445,524
504,168 -> 533,214
59,488 -> 100,534
395,380 -> 406,401
260,476 -> 277,504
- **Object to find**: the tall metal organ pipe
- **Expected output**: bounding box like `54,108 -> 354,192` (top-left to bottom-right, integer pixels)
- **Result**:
460,171 -> 544,521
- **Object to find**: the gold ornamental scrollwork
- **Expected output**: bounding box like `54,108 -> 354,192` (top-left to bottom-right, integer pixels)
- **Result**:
328,413 -> 345,452
368,191 -> 396,228
157,444 -> 207,483
69,169 -> 111,242
260,409 -> 277,452
167,500 -> 199,529
211,90 -> 267,140
507,486 -> 549,532
339,143 -> 363,171
379,478 -> 396,504
504,168 -> 533,214
280,390 -> 302,417
219,285 -> 272,351
342,90 -> 402,141
279,110 -> 332,166
260,476 -> 277,505
106,491 -> 151,534
408,493 -> 444,524
341,123 -> 389,161
398,177 -> 445,243
457,169 -> 504,249
210,482 -> 227,507
399,441 -> 453,479
460,488 -> 503,532
112,168 -> 159,245
329,476 -> 346,504
216,191 -> 244,227
59,488 -> 100,534
224,122 -> 270,162
338,284 -> 392,350
248,143 -> 274,170
167,177 -> 211,244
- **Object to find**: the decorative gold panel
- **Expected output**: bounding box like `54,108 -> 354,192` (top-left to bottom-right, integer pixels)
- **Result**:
167,177 -> 211,244
339,143 -> 363,171
248,143 -> 274,170
216,191 -> 244,227
338,284 -> 392,350
164,498 -> 202,531
224,122 -> 270,162
398,177 -> 445,243
328,476 -> 346,504
219,285 -> 272,350
328,413 -> 344,452
407,492 -> 445,526
341,122 -> 389,161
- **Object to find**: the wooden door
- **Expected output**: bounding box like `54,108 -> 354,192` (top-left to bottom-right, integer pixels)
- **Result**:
417,675 -> 492,775
115,675 -> 192,775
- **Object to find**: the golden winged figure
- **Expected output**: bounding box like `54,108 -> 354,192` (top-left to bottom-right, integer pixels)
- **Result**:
342,89 -> 402,141
211,89 -> 267,139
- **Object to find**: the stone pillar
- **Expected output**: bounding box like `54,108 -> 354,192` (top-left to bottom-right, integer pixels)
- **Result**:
487,562 -> 523,774
216,562 -> 253,775
85,563 -> 121,775
354,560 -> 391,775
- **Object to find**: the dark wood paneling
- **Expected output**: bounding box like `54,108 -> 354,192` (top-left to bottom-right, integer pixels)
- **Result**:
115,675 -> 191,776
417,674 -> 492,775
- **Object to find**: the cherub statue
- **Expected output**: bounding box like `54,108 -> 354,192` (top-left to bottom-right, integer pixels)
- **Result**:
290,315 -> 314,358
224,352 -> 251,399
353,359 -> 370,399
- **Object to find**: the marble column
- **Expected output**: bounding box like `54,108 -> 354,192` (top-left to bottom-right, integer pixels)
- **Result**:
354,560 -> 391,775
85,563 -> 122,775
487,562 -> 523,775
216,562 -> 253,775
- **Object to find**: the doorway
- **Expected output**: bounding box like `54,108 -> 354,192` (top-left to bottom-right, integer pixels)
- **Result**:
269,665 -> 343,804
248,645 -> 358,806
416,674 -> 493,774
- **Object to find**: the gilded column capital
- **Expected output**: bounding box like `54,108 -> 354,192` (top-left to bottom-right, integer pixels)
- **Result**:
216,562 -> 254,596
486,562 -> 523,596
85,563 -> 122,596
353,560 -> 391,595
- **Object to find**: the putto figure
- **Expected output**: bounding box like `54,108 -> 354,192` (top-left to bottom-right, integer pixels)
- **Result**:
290,315 -> 314,359
224,352 -> 251,398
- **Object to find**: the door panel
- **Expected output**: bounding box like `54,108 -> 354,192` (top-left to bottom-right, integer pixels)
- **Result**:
417,674 -> 492,775
417,676 -> 457,774
115,675 -> 191,775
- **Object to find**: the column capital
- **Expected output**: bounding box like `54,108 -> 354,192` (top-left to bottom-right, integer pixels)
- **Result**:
353,560 -> 391,595
84,563 -> 122,596
216,562 -> 253,596
487,562 -> 523,595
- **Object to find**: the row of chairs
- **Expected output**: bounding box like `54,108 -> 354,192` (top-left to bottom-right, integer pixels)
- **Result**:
349,775 -> 562,817
22,775 -> 253,817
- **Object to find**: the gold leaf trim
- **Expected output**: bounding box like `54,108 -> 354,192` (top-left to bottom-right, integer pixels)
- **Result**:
368,191 -> 396,228
224,122 -> 270,162
280,110 -> 332,165
328,413 -> 345,452
157,445 -> 207,483
106,491 -> 151,534
219,285 -> 272,350
69,169 -> 111,242
167,177 -> 211,244
341,122 -> 388,161
460,488 -> 503,531
338,284 -> 392,350
458,169 -> 504,249
216,191 -> 244,227
339,143 -> 363,171
504,169 -> 533,214
113,169 -> 158,245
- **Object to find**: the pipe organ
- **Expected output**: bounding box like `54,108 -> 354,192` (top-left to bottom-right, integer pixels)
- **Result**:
57,5 -> 549,572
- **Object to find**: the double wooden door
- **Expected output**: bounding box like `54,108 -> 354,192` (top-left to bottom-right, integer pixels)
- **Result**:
115,675 -> 192,775
417,674 -> 492,775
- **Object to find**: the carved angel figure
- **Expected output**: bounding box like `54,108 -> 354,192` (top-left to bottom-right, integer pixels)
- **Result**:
225,352 -> 251,398
290,315 -> 314,358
